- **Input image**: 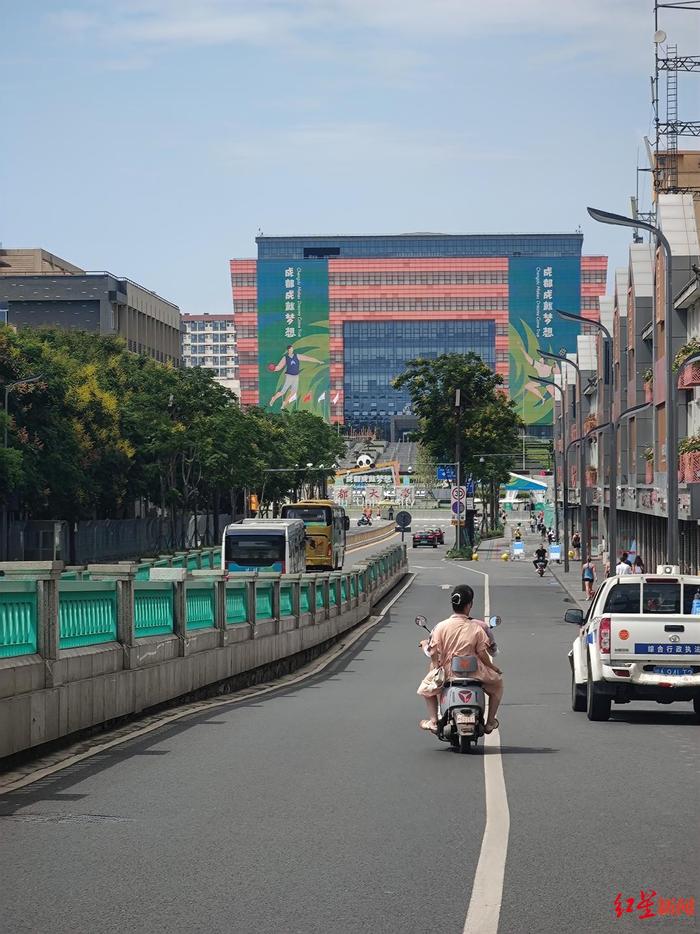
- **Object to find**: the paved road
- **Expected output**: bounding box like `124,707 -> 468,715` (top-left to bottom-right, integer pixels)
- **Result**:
1,547 -> 698,933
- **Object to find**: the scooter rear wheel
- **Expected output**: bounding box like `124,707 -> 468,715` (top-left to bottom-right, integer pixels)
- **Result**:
459,735 -> 477,754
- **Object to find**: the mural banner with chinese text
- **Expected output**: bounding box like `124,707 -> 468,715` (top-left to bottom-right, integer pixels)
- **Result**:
508,256 -> 581,427
257,260 -> 331,420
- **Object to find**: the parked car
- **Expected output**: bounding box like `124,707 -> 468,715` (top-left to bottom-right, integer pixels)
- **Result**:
413,529 -> 437,549
427,527 -> 445,544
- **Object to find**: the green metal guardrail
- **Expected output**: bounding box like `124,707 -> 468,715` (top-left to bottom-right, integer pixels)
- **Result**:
225,582 -> 247,624
0,581 -> 38,657
0,544 -> 406,656
186,581 -> 216,630
134,581 -> 174,637
59,581 -> 118,649
280,583 -> 294,616
255,583 -> 274,619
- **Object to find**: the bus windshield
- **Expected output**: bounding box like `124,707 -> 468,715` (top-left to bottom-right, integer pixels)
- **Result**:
225,533 -> 285,568
283,506 -> 332,525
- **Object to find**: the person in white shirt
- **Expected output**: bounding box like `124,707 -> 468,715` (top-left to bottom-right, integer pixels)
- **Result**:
615,552 -> 633,576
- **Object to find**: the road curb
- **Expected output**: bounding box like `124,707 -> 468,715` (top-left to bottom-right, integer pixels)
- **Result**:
548,562 -> 588,607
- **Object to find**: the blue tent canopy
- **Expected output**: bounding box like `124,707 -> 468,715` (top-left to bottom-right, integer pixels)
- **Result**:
504,473 -> 548,492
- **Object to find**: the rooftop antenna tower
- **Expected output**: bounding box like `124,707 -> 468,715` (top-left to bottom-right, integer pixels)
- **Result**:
651,1 -> 700,200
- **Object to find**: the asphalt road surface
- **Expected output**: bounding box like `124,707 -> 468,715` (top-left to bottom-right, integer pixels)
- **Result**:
1,546 -> 698,933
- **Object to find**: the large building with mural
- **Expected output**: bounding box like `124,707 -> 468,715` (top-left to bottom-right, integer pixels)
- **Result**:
231,234 -> 607,437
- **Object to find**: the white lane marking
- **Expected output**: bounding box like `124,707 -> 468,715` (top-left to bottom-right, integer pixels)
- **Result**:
463,729 -> 510,934
0,574 -> 416,797
457,563 -> 490,619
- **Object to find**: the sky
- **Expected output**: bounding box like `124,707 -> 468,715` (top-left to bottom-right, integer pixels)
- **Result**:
4,1 -> 700,313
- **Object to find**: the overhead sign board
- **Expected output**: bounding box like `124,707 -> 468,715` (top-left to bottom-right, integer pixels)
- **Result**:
437,465 -> 456,482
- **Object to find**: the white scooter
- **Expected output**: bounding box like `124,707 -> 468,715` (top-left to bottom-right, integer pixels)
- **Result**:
416,614 -> 501,754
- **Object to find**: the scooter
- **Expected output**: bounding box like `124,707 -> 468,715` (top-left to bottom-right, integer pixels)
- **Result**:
416,614 -> 501,754
357,516 -> 372,527
535,558 -> 547,577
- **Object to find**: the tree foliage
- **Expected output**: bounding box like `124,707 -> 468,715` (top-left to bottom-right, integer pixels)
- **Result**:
393,353 -> 522,484
0,326 -> 345,522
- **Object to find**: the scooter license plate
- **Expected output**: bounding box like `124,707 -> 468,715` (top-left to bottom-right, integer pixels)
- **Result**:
455,711 -> 476,724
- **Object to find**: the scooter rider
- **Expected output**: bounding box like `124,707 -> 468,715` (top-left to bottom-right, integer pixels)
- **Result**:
533,544 -> 548,571
417,584 -> 503,735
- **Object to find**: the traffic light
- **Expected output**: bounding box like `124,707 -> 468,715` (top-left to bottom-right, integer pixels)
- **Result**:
249,493 -> 259,514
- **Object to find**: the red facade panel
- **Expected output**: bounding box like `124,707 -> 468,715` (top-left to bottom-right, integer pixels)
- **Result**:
229,252 -> 608,425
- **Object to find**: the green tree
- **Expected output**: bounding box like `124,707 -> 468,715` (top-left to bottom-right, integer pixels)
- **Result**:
393,353 -> 522,538
0,323 -> 347,552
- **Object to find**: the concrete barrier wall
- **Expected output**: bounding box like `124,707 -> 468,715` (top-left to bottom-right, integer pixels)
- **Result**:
346,520 -> 397,549
0,545 -> 407,759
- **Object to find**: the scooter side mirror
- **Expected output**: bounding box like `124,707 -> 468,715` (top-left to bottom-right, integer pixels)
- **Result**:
415,615 -> 427,627
488,615 -> 501,628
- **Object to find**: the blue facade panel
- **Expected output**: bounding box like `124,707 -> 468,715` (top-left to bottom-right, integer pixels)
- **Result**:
343,319 -> 495,432
258,234 -> 583,261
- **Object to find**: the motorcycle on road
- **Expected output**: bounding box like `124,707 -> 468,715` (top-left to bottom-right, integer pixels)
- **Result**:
416,614 -> 501,754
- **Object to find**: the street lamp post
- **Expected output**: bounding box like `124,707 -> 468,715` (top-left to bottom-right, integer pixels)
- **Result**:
2,376 -> 42,561
586,205 -> 677,565
557,308 -> 614,566
531,376 -> 569,572
541,350 -> 587,564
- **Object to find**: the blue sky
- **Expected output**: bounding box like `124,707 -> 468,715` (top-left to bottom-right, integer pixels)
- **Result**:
4,1 -> 699,313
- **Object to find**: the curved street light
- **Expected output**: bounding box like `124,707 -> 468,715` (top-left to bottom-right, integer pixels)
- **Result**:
530,375 -> 567,570
586,205 -> 677,565
540,350 -> 588,564
557,308 -> 615,567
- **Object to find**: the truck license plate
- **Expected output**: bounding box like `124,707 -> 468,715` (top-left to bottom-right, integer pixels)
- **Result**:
652,666 -> 694,676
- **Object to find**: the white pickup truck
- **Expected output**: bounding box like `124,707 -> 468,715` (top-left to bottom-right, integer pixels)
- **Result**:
568,564 -> 700,721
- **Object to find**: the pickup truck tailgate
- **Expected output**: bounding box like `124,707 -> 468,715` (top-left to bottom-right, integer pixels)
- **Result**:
610,615 -> 700,661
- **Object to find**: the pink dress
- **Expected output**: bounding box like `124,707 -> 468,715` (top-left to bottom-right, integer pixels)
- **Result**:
417,614 -> 500,697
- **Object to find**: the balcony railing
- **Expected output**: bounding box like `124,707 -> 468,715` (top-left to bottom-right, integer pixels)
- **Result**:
678,361 -> 700,391
679,451 -> 700,484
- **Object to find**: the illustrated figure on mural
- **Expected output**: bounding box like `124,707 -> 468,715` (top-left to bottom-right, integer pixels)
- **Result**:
268,343 -> 323,408
521,349 -> 556,405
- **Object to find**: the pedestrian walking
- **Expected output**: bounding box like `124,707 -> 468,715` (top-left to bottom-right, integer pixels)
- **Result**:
615,552 -> 633,576
582,558 -> 596,600
632,555 -> 645,575
571,530 -> 581,561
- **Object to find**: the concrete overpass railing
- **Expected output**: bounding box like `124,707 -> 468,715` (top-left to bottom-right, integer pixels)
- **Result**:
0,543 -> 408,759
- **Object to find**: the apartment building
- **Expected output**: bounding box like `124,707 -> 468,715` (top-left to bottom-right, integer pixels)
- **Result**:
553,193 -> 700,571
181,313 -> 239,396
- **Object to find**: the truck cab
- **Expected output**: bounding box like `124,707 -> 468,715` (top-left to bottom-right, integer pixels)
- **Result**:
568,565 -> 700,721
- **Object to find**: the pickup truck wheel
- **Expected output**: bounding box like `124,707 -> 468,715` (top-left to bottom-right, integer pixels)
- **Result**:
586,671 -> 611,722
571,670 -> 587,712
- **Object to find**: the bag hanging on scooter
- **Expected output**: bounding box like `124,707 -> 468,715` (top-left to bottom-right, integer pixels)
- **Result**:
418,666 -> 446,693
